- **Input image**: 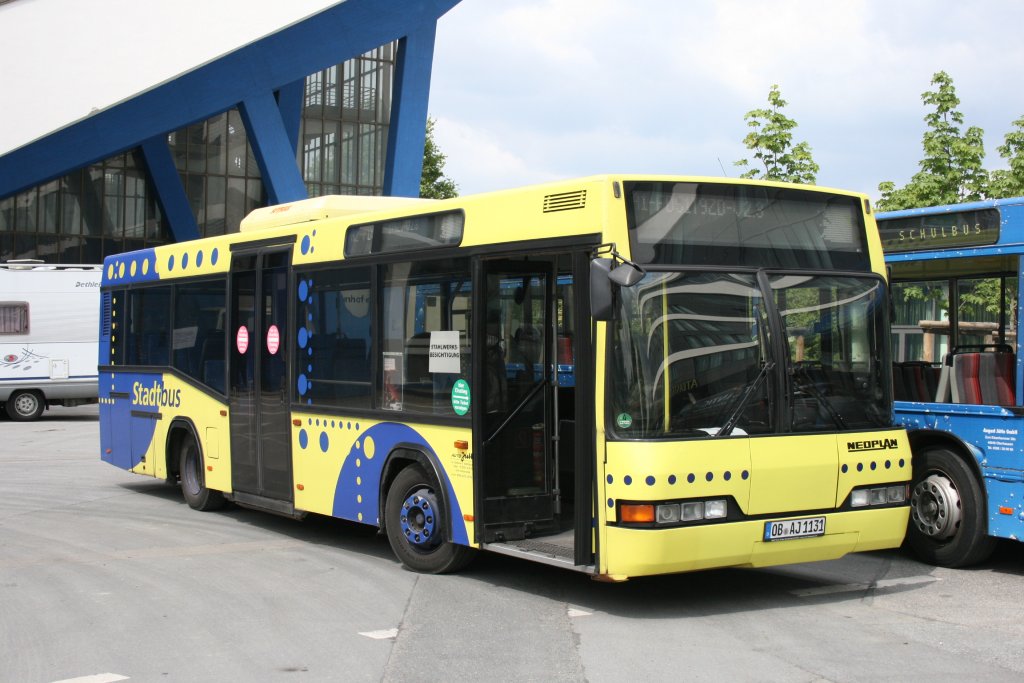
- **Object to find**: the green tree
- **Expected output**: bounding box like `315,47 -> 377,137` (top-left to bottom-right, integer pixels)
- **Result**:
735,84 -> 819,184
420,117 -> 458,199
988,115 -> 1024,198
877,71 -> 988,210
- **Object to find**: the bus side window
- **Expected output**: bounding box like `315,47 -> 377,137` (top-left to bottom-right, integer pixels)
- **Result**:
382,258 -> 471,416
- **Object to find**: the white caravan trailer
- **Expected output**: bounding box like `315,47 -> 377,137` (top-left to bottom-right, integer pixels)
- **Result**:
0,261 -> 101,420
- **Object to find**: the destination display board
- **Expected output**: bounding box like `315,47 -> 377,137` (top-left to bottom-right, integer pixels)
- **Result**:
879,208 -> 1000,252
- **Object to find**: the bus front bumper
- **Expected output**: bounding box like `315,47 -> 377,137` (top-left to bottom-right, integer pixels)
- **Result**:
602,506 -> 909,579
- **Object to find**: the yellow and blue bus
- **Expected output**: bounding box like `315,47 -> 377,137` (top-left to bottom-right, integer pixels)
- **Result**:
880,196 -> 1024,567
99,175 -> 910,579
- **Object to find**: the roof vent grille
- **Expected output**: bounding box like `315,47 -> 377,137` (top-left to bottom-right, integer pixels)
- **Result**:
543,190 -> 587,213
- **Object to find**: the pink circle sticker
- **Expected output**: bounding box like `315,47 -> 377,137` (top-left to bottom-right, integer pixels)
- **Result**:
236,326 -> 249,354
267,325 -> 280,355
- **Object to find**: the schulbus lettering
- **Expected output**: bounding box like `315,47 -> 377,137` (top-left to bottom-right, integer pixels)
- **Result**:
132,381 -> 182,408
898,223 -> 983,243
847,438 -> 898,452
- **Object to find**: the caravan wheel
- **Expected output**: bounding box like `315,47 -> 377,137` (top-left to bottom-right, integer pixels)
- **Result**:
6,390 -> 44,421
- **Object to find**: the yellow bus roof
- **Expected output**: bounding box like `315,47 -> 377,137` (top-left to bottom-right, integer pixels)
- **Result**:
240,194 -> 435,232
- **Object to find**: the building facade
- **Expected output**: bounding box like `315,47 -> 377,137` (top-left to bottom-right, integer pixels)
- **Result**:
0,1 -> 458,264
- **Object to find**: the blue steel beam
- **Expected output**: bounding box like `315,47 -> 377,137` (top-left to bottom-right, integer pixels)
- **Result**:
138,136 -> 201,242
0,0 -> 461,198
276,79 -> 306,156
239,93 -> 308,205
383,27 -> 437,198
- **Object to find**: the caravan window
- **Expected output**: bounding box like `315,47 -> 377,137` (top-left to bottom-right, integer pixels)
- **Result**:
0,303 -> 28,334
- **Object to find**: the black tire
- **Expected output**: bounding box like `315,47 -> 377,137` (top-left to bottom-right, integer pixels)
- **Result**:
907,446 -> 996,567
6,390 -> 45,421
179,435 -> 225,511
384,464 -> 474,574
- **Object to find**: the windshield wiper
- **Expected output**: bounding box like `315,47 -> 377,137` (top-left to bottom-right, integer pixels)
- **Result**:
718,360 -> 774,437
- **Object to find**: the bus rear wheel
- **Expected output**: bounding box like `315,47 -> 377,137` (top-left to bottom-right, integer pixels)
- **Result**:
384,464 -> 473,574
907,446 -> 995,567
6,390 -> 44,421
179,435 -> 225,511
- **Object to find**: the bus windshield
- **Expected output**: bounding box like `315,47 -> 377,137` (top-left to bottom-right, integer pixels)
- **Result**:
608,270 -> 891,439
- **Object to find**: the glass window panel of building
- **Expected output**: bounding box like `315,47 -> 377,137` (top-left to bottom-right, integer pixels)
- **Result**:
1,43 -> 396,263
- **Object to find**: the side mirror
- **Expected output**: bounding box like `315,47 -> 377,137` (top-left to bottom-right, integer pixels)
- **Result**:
590,258 -> 614,321
609,262 -> 645,287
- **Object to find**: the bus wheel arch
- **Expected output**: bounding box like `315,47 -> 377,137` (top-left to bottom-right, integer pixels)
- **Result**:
906,434 -> 995,568
381,450 -> 473,573
5,389 -> 45,421
169,419 -> 225,512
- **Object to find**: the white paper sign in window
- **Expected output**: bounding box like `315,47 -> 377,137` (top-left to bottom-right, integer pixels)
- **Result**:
428,330 -> 461,374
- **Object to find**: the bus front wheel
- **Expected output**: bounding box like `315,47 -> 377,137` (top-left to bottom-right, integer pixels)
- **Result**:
384,464 -> 473,574
179,435 -> 225,511
907,446 -> 995,567
6,390 -> 45,421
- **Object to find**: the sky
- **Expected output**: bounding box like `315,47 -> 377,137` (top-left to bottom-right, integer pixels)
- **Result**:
2,0 -> 1022,203
428,0 -> 1024,200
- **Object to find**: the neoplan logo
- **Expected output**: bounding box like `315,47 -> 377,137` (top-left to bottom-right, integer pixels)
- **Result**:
847,438 -> 898,452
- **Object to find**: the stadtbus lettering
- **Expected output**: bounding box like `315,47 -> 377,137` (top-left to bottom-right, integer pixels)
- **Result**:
132,381 -> 182,408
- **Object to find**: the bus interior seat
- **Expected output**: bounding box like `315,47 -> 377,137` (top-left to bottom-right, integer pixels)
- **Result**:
981,351 -> 1016,405
893,361 -> 940,402
950,350 -> 1016,406
934,356 -> 952,403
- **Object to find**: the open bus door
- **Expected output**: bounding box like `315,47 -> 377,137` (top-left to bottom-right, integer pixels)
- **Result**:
472,250 -> 597,568
474,258 -> 559,541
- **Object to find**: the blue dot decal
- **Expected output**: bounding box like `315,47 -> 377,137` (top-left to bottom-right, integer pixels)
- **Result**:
646,476 -> 655,486
182,252 -> 189,269
624,475 -> 632,485
885,460 -> 891,469
298,280 -> 309,301
687,473 -> 695,483
301,235 -> 311,254
899,459 -> 906,468
168,254 -> 175,271
606,474 -> 614,484
668,475 -> 677,484
870,461 -> 877,470
857,463 -> 864,472
196,250 -> 204,267
299,429 -> 308,449
298,327 -> 309,348
742,470 -> 749,480
319,432 -> 329,452
724,471 -> 732,481
607,498 -> 614,508
297,374 -> 308,396
211,248 -> 219,265
842,464 -> 849,473
706,472 -> 714,482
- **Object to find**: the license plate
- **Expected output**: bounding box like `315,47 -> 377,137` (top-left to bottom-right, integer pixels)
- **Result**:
763,516 -> 826,541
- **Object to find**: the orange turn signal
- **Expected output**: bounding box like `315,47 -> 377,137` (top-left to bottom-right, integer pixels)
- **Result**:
455,440 -> 469,450
999,506 -> 1014,515
619,503 -> 655,524
297,484 -> 305,491
292,419 -> 302,426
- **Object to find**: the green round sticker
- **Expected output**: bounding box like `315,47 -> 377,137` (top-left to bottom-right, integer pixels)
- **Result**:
451,379 -> 471,416
616,413 -> 633,429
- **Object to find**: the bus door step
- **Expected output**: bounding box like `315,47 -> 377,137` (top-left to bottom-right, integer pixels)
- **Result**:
228,491 -> 307,520
484,537 -> 584,567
